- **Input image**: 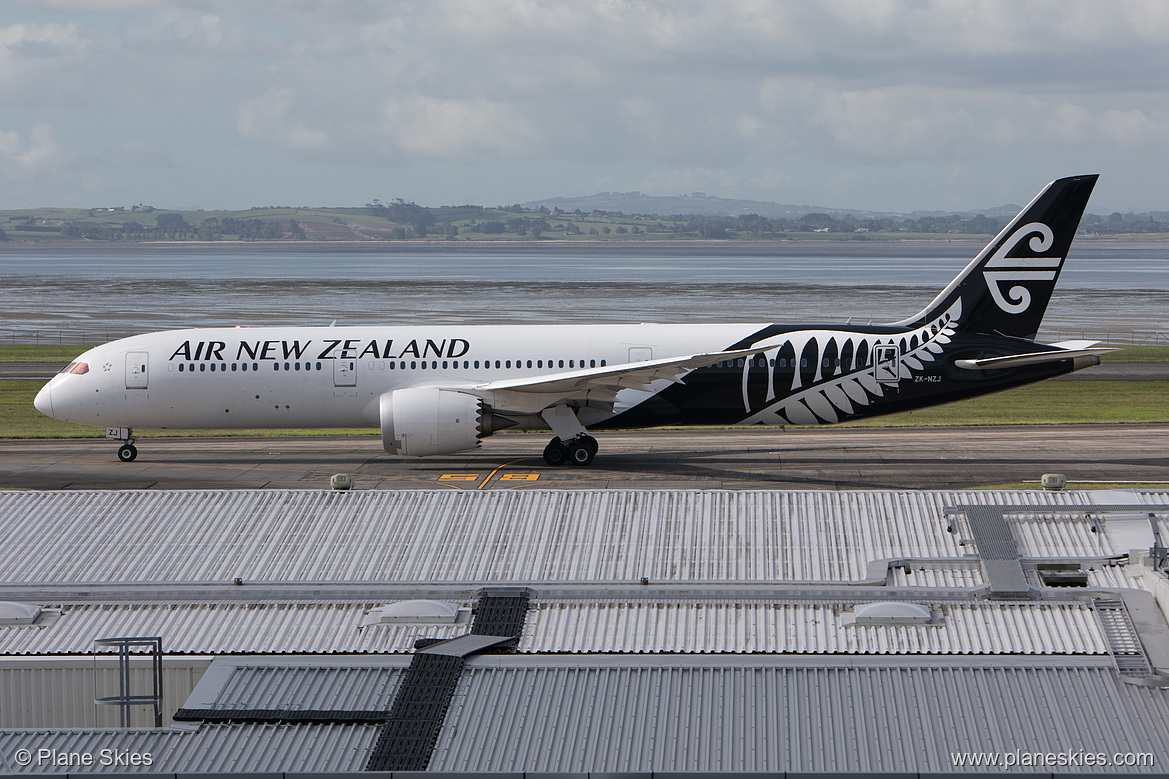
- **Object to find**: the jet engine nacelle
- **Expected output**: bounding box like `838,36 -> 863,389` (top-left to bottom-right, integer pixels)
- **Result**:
380,387 -> 489,456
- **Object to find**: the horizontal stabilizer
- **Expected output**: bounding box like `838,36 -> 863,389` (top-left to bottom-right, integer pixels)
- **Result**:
954,347 -> 1115,371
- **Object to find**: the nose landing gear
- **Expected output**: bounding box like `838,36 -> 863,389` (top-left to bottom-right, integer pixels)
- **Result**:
107,427 -> 138,462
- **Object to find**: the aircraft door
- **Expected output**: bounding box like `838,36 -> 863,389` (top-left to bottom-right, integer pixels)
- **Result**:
629,347 -> 652,362
874,345 -> 900,387
125,352 -> 148,389
333,359 -> 357,387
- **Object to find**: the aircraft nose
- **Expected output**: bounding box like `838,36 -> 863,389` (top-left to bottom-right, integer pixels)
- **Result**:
33,382 -> 54,418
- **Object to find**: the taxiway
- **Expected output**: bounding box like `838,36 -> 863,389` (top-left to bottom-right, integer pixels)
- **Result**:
2,425 -> 1166,491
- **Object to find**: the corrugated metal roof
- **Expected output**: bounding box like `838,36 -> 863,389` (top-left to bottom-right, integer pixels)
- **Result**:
0,602 -> 469,656
1009,511 -> 1114,559
0,723 -> 378,774
2,489 -> 1159,587
4,658 -> 1165,774
0,662 -> 207,729
0,597 -> 1115,657
213,665 -> 403,711
520,601 -> 1108,655
429,660 -> 1169,773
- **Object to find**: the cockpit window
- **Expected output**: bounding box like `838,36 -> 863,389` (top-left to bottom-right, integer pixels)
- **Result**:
67,362 -> 89,375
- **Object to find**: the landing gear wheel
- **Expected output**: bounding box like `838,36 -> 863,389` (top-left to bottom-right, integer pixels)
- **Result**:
543,438 -> 567,467
580,435 -> 598,456
117,443 -> 138,462
568,437 -> 596,466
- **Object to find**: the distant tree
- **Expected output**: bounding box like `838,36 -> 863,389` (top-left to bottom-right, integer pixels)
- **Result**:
61,222 -> 82,239
156,212 -> 189,231
0,227 -> 7,241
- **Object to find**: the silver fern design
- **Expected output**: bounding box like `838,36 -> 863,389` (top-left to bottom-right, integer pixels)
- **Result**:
739,299 -> 961,426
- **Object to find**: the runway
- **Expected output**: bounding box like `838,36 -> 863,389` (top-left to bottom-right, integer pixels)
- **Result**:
3,425 -> 1166,491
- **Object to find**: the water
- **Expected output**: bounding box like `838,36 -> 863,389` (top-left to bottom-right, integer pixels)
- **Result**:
1,241 -> 1166,343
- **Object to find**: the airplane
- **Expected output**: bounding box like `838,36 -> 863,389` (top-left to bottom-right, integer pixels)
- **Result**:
35,174 -> 1106,466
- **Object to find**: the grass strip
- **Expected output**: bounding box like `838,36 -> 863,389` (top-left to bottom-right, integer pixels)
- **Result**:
838,381 -> 1169,427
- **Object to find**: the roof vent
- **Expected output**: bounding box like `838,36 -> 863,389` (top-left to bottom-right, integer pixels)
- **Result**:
848,602 -> 935,626
367,600 -> 468,625
0,601 -> 42,626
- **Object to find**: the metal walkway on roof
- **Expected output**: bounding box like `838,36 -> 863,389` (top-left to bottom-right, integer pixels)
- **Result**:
365,588 -> 532,772
1092,596 -> 1156,681
945,504 -> 1034,597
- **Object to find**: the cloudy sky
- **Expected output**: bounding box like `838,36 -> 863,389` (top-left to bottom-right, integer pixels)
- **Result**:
2,0 -> 1167,213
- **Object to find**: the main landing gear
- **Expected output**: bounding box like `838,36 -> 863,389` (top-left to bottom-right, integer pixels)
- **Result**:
543,435 -> 598,467
539,404 -> 598,467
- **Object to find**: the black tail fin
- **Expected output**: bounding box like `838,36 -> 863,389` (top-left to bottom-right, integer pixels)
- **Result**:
894,174 -> 1098,340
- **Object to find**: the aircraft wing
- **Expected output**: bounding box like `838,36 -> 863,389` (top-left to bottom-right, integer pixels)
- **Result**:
470,346 -> 767,395
954,347 -> 1115,371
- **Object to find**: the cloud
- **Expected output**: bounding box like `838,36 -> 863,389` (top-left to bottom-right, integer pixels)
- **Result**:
5,1 -> 1169,209
381,96 -> 538,161
0,124 -> 67,182
236,88 -> 331,153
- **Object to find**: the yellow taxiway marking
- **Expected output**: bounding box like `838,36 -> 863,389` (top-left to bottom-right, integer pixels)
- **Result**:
504,474 -> 615,489
475,458 -> 531,489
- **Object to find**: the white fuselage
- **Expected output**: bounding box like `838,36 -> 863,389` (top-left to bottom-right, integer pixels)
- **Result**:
36,323 -> 762,431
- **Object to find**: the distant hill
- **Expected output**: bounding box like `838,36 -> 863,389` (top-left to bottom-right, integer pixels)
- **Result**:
524,191 -> 1024,220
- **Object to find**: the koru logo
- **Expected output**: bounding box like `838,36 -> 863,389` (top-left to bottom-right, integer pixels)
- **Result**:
982,222 -> 1060,314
